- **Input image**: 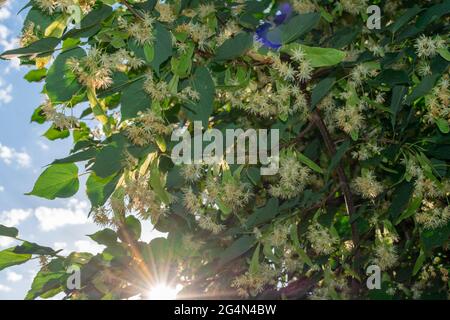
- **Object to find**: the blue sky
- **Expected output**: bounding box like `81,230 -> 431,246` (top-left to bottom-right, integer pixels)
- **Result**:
0,0 -> 163,299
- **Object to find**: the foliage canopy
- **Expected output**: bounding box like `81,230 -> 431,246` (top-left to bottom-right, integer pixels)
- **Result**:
1,0 -> 450,300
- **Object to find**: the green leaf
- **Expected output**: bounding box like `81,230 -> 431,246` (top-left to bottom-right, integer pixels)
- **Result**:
405,73 -> 441,105
214,32 -> 253,62
91,135 -> 127,178
249,243 -> 260,274
171,43 -> 194,78
412,250 -> 426,276
1,37 -> 60,59
120,78 -> 151,120
86,172 -> 121,207
290,224 -> 313,267
0,248 -> 32,271
389,5 -> 423,33
374,69 -> 409,86
31,106 -> 46,124
27,163 -> 79,200
421,221 -> 450,253
311,76 -> 335,108
43,125 -> 70,141
144,43 -> 154,63
388,181 -> 414,220
63,4 -> 112,39
184,66 -> 215,127
283,44 -> 346,68
52,148 -> 97,165
13,242 -> 57,256
150,161 -> 171,204
89,229 -> 117,247
415,1 -> 450,30
218,235 -> 255,268
244,198 -> 279,228
280,13 -> 320,44
390,86 -> 407,127
395,196 -> 422,225
328,27 -> 358,49
0,225 -> 18,238
298,152 -> 324,174
24,68 -> 47,82
327,140 -> 350,177
125,215 -> 141,240
437,47 -> 450,61
436,118 -> 450,134
45,47 -> 86,103
22,7 -> 53,32
25,259 -> 65,300
149,23 -> 173,74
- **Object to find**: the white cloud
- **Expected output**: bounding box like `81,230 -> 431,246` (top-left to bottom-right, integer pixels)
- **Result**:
37,140 -> 49,151
0,208 -> 32,227
0,284 -> 12,292
0,1 -> 21,74
53,242 -> 67,250
0,2 -> 11,21
0,209 -> 31,248
0,185 -> 4,192
6,271 -> 23,282
53,242 -> 69,255
34,199 -> 90,231
0,236 -> 14,247
74,240 -> 104,254
0,82 -> 12,104
0,143 -> 32,168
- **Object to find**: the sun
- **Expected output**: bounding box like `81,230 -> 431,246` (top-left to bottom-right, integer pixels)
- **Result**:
147,284 -> 182,300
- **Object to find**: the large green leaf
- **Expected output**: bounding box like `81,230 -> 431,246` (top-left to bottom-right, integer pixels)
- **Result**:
45,47 -> 86,103
421,222 -> 450,252
43,125 -> 70,141
62,4 -> 112,39
0,248 -> 32,271
13,242 -> 57,256
374,69 -> 409,86
0,37 -> 60,59
89,229 -> 117,247
27,163 -> 79,200
388,181 -> 414,220
218,235 -> 255,267
184,66 -> 215,127
388,5 -> 423,33
283,44 -> 346,68
311,76 -> 335,108
120,78 -> 151,120
280,13 -> 320,44
91,135 -> 127,178
124,215 -> 141,240
0,225 -> 18,238
86,172 -> 121,207
149,23 -> 173,74
390,86 -> 407,127
25,259 -> 66,300
214,32 -> 253,62
52,148 -> 97,165
244,198 -> 279,228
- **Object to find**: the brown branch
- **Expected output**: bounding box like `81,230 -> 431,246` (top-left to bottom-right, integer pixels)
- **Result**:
120,0 -> 144,20
311,110 -> 358,240
258,274 -> 322,300
310,109 -> 361,292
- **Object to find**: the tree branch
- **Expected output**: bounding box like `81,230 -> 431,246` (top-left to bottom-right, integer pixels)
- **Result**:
310,109 -> 362,291
310,110 -> 359,240
120,0 -> 144,20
